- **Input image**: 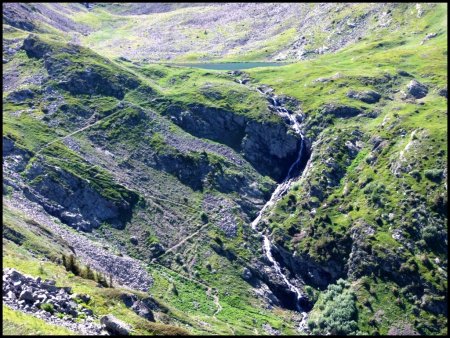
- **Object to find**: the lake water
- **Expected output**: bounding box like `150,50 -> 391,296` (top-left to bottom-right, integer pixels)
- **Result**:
169,62 -> 290,71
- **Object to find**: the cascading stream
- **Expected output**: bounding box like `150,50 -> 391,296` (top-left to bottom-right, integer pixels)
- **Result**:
248,87 -> 309,320
250,94 -> 305,231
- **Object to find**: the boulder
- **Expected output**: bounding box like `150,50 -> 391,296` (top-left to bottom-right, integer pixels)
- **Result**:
82,308 -> 94,316
7,88 -> 36,103
101,315 -> 131,335
320,104 -> 362,118
19,290 -> 35,302
120,294 -> 137,308
407,80 -> 428,99
241,267 -> 253,281
8,269 -> 24,282
121,294 -> 155,322
149,243 -> 165,257
347,90 -> 381,104
438,87 -> 447,98
397,70 -> 412,77
131,301 -> 155,321
7,291 -> 16,299
79,294 -> 91,303
41,283 -> 57,293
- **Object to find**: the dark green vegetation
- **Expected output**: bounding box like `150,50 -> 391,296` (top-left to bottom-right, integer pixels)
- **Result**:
3,2 -> 447,336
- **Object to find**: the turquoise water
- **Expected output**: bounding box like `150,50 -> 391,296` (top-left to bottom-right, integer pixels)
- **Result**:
169,62 -> 290,70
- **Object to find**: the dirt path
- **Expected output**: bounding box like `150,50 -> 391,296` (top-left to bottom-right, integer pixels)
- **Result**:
34,110 -> 123,156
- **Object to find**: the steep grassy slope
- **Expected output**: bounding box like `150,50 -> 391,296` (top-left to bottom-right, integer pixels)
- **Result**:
2,2 -> 447,336
247,3 -> 447,335
3,13 -> 300,335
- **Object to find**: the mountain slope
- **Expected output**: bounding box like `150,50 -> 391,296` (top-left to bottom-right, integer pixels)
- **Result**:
2,2 -> 448,336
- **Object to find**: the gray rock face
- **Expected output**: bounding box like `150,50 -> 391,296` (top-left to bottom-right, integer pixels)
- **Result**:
3,137 -> 32,175
120,293 -> 156,322
101,315 -> 131,335
24,160 -> 137,232
22,35 -> 51,58
7,88 -> 37,103
407,80 -> 428,99
262,323 -> 281,335
347,90 -> 381,104
164,103 -> 301,181
320,103 -> 362,118
242,120 -> 301,181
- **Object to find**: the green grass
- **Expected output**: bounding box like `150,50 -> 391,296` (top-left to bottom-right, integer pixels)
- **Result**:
2,305 -> 76,335
3,2 -> 447,335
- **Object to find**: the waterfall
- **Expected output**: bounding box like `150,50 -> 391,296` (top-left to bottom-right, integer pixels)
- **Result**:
263,236 -> 303,307
250,130 -> 304,230
248,87 -> 311,316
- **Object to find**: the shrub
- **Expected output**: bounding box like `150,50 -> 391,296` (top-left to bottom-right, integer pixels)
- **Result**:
310,279 -> 358,335
424,169 -> 443,182
421,225 -> 445,251
84,265 -> 96,281
409,170 -> 421,181
40,303 -> 54,314
170,283 -> 178,296
200,212 -> 209,224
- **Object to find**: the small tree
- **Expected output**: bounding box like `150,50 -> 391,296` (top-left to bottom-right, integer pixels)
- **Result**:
97,272 -> 108,287
85,265 -> 95,281
200,212 -> 208,224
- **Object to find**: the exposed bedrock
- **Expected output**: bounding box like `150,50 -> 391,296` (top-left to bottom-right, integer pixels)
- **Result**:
163,103 -> 302,182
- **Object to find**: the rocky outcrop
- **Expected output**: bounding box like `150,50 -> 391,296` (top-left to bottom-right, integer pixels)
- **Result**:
347,90 -> 381,104
320,103 -> 363,118
24,160 -> 138,232
242,120 -> 301,181
22,35 -> 141,99
7,88 -> 39,103
120,293 -> 157,322
407,80 -> 428,99
2,268 -> 103,335
6,192 -> 153,292
3,4 -> 36,31
101,315 -> 131,335
165,104 -> 247,151
163,103 -> 301,181
22,35 -> 54,58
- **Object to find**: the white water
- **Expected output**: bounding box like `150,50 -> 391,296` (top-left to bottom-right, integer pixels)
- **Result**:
250,95 -> 304,230
249,89 -> 309,317
263,236 -> 302,306
250,138 -> 303,230
263,235 -> 309,324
